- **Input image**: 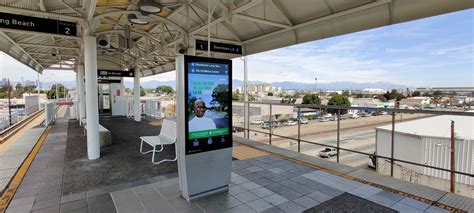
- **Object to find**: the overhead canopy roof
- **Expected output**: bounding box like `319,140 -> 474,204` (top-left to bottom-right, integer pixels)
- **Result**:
0,0 -> 472,77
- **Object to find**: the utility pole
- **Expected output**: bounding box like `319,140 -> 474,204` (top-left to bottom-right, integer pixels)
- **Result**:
314,77 -> 317,95
55,82 -> 59,102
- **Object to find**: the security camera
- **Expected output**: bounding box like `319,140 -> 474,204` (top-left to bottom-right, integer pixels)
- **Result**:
176,43 -> 186,54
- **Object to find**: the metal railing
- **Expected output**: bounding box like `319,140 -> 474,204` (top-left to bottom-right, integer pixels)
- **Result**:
233,102 -> 474,179
0,105 -> 41,131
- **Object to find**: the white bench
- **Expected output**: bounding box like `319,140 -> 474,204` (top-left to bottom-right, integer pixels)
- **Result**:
140,119 -> 177,165
82,119 -> 112,147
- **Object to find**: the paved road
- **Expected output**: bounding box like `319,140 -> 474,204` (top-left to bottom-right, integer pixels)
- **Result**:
272,130 -> 376,170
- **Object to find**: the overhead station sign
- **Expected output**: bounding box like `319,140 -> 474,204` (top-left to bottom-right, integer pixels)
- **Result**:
195,40 -> 242,55
97,69 -> 135,78
0,12 -> 77,36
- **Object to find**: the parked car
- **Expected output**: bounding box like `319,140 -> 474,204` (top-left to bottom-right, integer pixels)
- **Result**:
285,120 -> 297,126
251,119 -> 263,125
362,112 -> 372,117
372,111 -> 388,116
319,147 -> 338,158
319,117 -> 330,122
261,122 -> 278,129
300,118 -> 309,124
340,114 -> 350,120
232,127 -> 244,133
349,113 -> 359,119
368,152 -> 376,169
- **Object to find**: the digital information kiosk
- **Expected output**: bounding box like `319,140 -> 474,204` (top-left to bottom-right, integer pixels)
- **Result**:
176,55 -> 233,201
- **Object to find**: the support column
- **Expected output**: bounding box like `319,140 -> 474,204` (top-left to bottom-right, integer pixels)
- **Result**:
243,56 -> 249,139
75,71 -> 79,119
84,36 -> 100,160
78,64 -> 86,121
133,66 -> 141,122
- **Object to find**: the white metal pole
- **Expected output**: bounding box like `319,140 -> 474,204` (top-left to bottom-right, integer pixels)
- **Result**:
133,65 -> 141,122
78,64 -> 86,121
37,72 -> 40,96
243,56 -> 249,139
75,71 -> 79,119
207,0 -> 211,57
84,36 -> 100,160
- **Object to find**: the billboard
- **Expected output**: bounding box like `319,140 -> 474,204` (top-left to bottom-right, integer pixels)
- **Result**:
184,56 -> 232,155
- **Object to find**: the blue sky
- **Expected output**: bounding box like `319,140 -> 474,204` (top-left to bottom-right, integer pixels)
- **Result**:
0,9 -> 472,87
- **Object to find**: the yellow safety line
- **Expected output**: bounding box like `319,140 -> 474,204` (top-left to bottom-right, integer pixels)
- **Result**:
0,126 -> 52,213
149,121 -> 163,126
235,142 -> 466,213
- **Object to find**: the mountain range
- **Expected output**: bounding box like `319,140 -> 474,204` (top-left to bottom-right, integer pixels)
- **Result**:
232,80 -> 408,91
36,80 -> 408,91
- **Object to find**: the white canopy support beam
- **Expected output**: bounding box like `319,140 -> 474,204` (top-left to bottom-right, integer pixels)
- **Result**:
243,0 -> 392,44
29,52 -> 78,58
17,43 -> 80,51
192,2 -> 242,42
0,5 -> 85,23
85,0 -> 97,20
234,14 -> 291,29
0,31 -> 45,70
189,0 -> 262,36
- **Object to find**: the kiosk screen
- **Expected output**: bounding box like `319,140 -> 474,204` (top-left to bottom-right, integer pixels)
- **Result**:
185,56 -> 232,155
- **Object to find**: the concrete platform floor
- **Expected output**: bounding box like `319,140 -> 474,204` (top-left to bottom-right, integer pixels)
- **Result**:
63,117 -> 178,195
110,155 -> 449,213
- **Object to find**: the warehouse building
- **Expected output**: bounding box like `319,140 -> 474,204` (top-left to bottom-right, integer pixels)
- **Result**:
376,114 -> 473,198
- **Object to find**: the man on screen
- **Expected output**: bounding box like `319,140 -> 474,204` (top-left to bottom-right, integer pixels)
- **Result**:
189,100 -> 217,131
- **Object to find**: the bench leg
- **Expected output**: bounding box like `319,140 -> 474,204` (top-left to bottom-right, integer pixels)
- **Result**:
140,140 -> 162,154
152,145 -> 177,165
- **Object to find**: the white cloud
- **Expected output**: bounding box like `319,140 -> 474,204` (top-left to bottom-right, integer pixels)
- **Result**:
140,71 -> 176,82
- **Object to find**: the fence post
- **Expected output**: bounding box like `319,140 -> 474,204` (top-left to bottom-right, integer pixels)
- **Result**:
297,107 -> 301,153
246,102 -> 250,139
450,120 -> 455,193
390,110 -> 396,177
337,108 -> 341,163
269,104 -> 272,145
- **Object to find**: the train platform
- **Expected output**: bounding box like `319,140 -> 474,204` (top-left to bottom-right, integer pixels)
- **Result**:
2,107 -> 472,212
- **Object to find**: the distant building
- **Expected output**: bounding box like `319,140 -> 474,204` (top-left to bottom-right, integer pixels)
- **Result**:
326,90 -> 343,95
350,98 -> 382,108
260,96 -> 283,103
399,98 -> 431,109
248,83 -> 272,94
376,115 -> 473,197
232,102 -> 294,121
25,80 -> 36,86
361,88 -> 386,95
416,87 -> 474,97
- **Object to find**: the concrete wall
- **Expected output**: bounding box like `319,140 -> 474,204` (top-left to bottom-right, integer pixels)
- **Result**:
377,159 -> 473,198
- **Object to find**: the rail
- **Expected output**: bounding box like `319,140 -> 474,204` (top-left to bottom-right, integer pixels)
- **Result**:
233,102 -> 474,179
0,106 -> 44,143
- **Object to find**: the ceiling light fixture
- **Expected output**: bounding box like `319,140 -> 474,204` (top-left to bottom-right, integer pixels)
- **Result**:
128,14 -> 148,25
138,0 -> 163,13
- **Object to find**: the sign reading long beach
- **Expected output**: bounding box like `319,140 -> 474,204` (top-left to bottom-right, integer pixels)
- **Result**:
185,56 -> 232,155
0,12 -> 76,36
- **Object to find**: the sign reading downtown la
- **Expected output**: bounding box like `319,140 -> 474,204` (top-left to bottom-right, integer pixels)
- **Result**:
184,56 -> 232,155
0,12 -> 77,36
